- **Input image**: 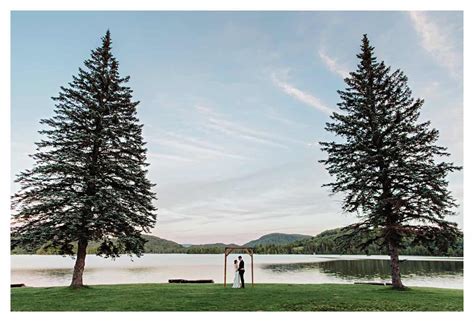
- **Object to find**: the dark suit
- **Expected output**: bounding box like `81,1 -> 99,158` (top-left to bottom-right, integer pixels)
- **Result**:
238,259 -> 245,288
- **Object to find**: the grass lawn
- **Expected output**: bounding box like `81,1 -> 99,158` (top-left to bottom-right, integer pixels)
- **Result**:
11,283 -> 463,311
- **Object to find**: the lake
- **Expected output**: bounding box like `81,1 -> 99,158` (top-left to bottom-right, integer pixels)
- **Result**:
11,254 -> 463,289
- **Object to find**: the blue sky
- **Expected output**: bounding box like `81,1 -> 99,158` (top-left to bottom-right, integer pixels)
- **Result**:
11,11 -> 463,244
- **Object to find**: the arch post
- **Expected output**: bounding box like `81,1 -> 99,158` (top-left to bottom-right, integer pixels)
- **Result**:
224,253 -> 227,287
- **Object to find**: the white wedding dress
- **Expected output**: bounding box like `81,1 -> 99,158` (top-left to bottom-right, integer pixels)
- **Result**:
232,263 -> 241,288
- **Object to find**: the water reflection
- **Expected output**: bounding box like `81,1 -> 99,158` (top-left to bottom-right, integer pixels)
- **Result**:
263,259 -> 464,279
11,255 -> 463,288
125,267 -> 161,273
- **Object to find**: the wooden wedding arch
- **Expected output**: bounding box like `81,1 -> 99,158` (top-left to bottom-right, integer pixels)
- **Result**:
223,246 -> 254,287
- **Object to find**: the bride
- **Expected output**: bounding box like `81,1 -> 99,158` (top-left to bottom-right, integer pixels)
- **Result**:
232,259 -> 241,288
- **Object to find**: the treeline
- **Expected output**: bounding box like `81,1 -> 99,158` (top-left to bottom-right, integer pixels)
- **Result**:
11,235 -> 232,255
11,227 -> 463,256
11,235 -> 186,255
253,228 -> 463,256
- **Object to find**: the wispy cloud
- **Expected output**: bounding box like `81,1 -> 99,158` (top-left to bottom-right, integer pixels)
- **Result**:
271,72 -> 335,115
318,49 -> 350,78
408,11 -> 461,78
153,162 -> 345,244
265,109 -> 305,128
196,105 -> 306,148
206,117 -> 289,149
148,152 -> 195,163
151,132 -> 247,161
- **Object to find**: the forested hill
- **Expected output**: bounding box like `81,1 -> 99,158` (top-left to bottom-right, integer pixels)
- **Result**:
244,233 -> 312,247
184,243 -> 240,254
11,229 -> 463,256
142,235 -> 185,253
253,228 -> 463,257
11,234 -> 186,255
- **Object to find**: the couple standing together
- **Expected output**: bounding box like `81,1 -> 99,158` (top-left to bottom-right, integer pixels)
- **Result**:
232,256 -> 245,288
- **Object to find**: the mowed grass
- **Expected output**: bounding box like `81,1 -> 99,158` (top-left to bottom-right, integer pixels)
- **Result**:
11,283 -> 463,311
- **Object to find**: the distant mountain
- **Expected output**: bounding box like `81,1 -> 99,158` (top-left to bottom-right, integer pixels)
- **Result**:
142,235 -> 185,253
11,234 -> 185,255
11,229 -> 463,256
260,227 -> 463,257
244,233 -> 312,247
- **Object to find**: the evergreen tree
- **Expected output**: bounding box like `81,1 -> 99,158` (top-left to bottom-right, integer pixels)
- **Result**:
319,35 -> 461,288
11,31 -> 157,288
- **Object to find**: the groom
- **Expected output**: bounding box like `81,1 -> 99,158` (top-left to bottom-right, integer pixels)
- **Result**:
238,255 -> 245,288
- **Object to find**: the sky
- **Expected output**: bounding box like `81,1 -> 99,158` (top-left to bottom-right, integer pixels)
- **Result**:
10,11 -> 463,244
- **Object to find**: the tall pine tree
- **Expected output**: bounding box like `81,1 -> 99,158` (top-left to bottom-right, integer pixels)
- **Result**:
320,35 -> 461,288
11,31 -> 157,288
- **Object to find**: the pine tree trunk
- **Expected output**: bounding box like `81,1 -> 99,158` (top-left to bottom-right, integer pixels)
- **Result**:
70,239 -> 88,288
388,240 -> 404,289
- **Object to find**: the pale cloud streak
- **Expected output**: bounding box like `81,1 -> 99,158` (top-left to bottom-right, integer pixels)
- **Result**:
196,104 -> 306,148
318,49 -> 350,78
408,11 -> 461,78
206,117 -> 289,149
151,132 -> 247,161
271,72 -> 335,115
148,152 -> 195,163
152,162 -> 347,244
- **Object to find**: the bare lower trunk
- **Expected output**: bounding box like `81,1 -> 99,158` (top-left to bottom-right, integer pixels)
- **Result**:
70,239 -> 88,288
388,240 -> 404,289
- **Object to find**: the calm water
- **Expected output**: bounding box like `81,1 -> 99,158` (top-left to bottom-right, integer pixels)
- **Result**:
11,254 -> 463,289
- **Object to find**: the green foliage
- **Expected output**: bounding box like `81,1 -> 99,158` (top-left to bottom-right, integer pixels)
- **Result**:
11,31 -> 157,258
11,284 -> 463,311
142,235 -> 185,253
244,233 -> 311,247
12,234 -> 183,255
319,35 -> 461,257
286,228 -> 464,256
182,243 -> 238,254
11,228 -> 463,256
252,228 -> 462,256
